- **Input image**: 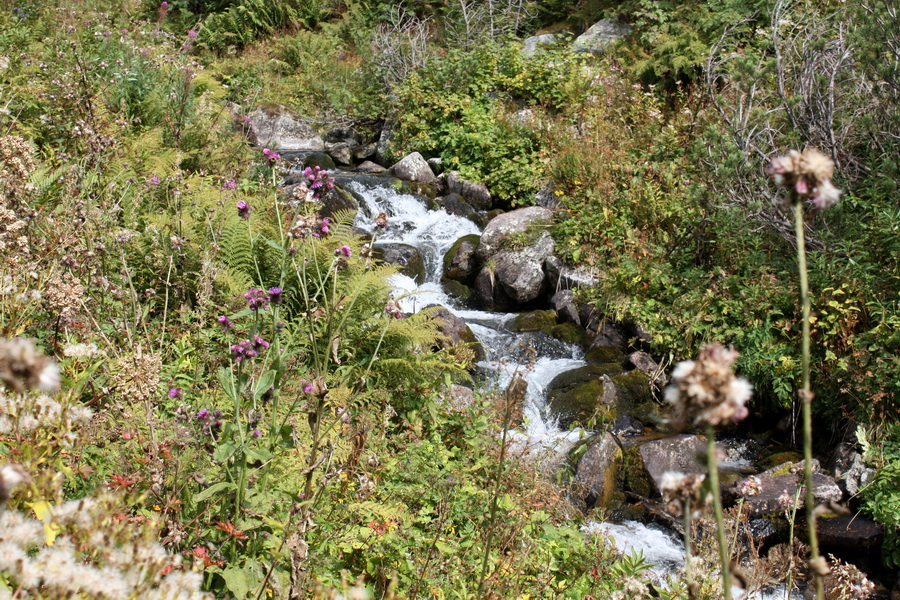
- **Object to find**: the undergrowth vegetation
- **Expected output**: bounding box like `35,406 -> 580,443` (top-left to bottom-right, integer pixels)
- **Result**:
1,0 -> 899,595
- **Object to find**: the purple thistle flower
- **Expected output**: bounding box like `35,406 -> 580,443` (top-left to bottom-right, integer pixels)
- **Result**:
148,176 -> 160,186
196,409 -> 209,420
187,29 -> 198,38
221,179 -> 236,190
268,287 -> 283,305
168,387 -> 182,399
336,245 -> 351,257
303,382 -> 314,394
237,200 -> 252,219
217,315 -> 232,330
252,429 -> 262,438
244,288 -> 269,311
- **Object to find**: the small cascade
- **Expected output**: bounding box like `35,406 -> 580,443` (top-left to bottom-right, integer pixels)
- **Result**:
347,176 -> 804,599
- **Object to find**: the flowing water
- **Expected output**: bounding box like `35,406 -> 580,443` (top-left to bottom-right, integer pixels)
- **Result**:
347,177 -> 801,599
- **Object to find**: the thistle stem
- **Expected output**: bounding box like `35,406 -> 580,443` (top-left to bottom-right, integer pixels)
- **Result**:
684,497 -> 695,600
706,424 -> 732,600
792,199 -> 824,600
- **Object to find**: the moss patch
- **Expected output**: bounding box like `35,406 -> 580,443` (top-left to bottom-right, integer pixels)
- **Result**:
550,323 -> 585,345
620,447 -> 653,498
585,345 -> 626,365
512,310 -> 557,333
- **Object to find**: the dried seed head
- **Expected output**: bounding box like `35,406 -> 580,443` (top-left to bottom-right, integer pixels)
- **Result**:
0,464 -> 28,504
665,343 -> 752,428
767,148 -> 842,210
0,338 -> 60,393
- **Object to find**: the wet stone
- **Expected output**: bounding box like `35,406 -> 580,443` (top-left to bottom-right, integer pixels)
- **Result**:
817,514 -> 884,551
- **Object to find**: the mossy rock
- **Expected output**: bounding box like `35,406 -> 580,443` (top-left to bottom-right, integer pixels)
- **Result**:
585,345 -> 626,365
631,401 -> 663,427
319,185 -> 359,219
401,180 -> 439,202
511,310 -> 557,333
573,433 -> 624,510
549,323 -> 585,345
620,446 -> 654,498
759,451 -> 803,471
547,364 -> 623,392
303,152 -> 336,170
441,278 -> 472,303
443,234 -> 481,284
610,370 -> 652,412
374,243 -> 426,284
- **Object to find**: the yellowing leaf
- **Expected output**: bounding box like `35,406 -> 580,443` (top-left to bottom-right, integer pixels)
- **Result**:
27,501 -> 60,545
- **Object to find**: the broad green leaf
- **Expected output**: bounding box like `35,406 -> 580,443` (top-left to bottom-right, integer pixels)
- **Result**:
192,481 -> 236,504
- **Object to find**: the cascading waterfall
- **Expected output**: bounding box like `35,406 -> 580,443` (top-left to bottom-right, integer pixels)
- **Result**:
347,177 -> 800,599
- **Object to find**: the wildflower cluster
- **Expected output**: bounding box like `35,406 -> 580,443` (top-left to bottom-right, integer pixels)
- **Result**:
384,300 -> 406,319
0,468 -> 210,600
665,343 -> 753,428
736,475 -> 762,497
301,165 -> 334,199
262,148 -> 281,165
289,215 -> 330,239
230,335 -> 269,362
244,287 -> 269,311
767,148 -> 841,210
195,408 -> 223,438
236,200 -> 252,219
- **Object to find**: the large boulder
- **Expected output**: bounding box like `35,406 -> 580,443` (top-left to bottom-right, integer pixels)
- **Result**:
428,306 -> 485,363
574,433 -> 623,509
326,142 -> 352,166
391,152 -> 437,184
476,206 -> 554,262
247,104 -> 325,152
550,289 -> 580,326
572,19 -> 630,55
472,267 -> 516,311
490,231 -> 556,304
357,160 -> 386,174
324,126 -> 360,147
443,234 -> 481,284
817,514 -> 884,551
634,435 -> 707,498
318,185 -> 359,219
511,310 -> 557,333
446,171 -> 492,210
546,365 -> 625,429
523,33 -> 558,58
733,472 -> 842,517
439,193 -> 477,220
375,243 -> 426,284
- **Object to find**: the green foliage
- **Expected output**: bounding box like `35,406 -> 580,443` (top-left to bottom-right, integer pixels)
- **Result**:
862,426 -> 900,568
199,0 -> 337,52
394,43 -> 587,205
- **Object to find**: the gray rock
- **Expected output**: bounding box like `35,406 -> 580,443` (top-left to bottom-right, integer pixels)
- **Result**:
523,33 -> 558,58
391,152 -> 437,184
533,182 -> 561,209
735,472 -> 843,517
427,157 -> 443,173
427,306 -> 485,362
441,384 -> 476,411
353,142 -> 377,161
446,171 -> 492,210
472,266 -> 515,311
818,514 -> 884,551
839,453 -> 875,496
439,193 -> 476,219
550,289 -> 580,326
247,105 -> 324,152
375,119 -> 396,165
324,126 -> 360,146
357,160 -> 386,174
326,142 -> 352,166
572,19 -> 631,55
375,243 -> 426,284
612,415 -> 643,436
574,433 -> 623,508
589,322 -> 628,351
491,232 -> 555,304
629,351 -> 667,388
476,206 -> 554,262
443,234 -> 481,284
636,435 -> 707,497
